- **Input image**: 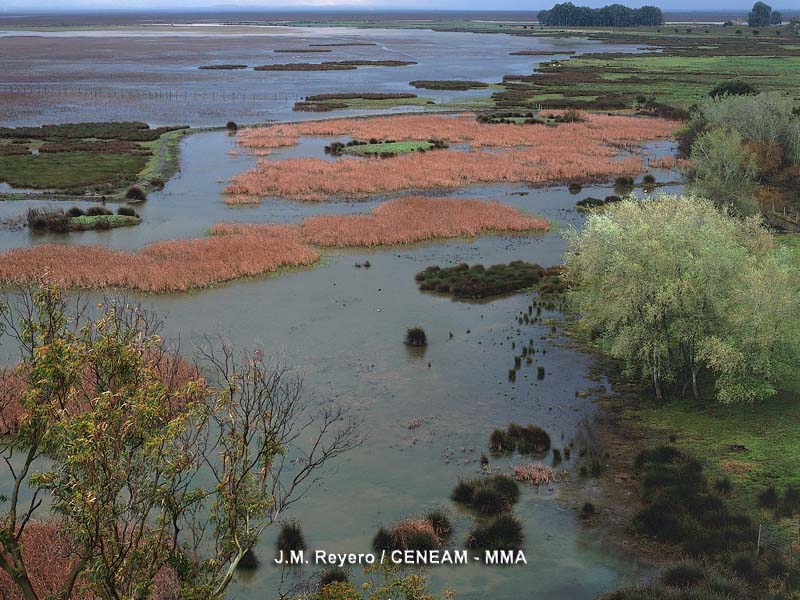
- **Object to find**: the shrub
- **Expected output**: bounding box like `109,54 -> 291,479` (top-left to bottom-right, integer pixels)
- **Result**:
66,206 -> 85,218
729,552 -> 760,583
507,423 -> 550,454
467,514 -> 523,551
405,327 -> 427,347
660,560 -> 707,587
319,566 -> 349,588
117,206 -> 138,217
714,477 -> 732,495
451,479 -> 477,504
226,121 -> 239,131
425,509 -> 452,541
780,484 -> 800,516
237,548 -> 259,570
568,182 -> 582,194
709,80 -> 759,98
642,173 -> 656,185
759,485 -> 779,509
86,206 -> 112,217
125,186 -> 147,201
489,428 -> 516,453
372,527 -> 393,552
276,521 -> 306,554
26,207 -> 68,233
580,502 -> 596,519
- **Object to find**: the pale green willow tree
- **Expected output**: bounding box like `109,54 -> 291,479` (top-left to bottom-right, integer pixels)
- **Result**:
564,194 -> 800,403
690,128 -> 759,216
0,281 -> 362,600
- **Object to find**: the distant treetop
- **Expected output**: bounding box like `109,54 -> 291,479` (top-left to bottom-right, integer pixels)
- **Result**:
537,3 -> 664,27
748,2 -> 782,27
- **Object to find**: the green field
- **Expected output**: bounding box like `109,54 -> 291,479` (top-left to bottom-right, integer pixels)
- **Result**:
0,122 -> 187,197
0,151 -> 148,192
345,140 -> 435,156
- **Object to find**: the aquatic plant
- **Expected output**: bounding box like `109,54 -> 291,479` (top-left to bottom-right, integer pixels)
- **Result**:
489,428 -> 516,453
507,423 -> 551,454
237,549 -> 259,570
276,521 -> 306,554
452,475 -> 520,516
580,502 -> 596,519
467,514 -> 523,551
125,185 -> 147,201
415,260 -> 546,299
117,206 -> 138,217
372,527 -> 394,553
537,365 -> 545,380
2,197 -> 543,293
227,113 -> 676,201
405,327 -> 427,347
86,206 -> 112,217
375,517 -> 442,552
319,567 -> 349,588
66,206 -> 85,218
425,509 -> 453,541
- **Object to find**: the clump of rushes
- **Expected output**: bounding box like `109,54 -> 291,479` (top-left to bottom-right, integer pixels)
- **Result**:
759,485 -> 779,509
66,206 -> 85,218
714,476 -> 732,495
276,521 -> 306,554
405,326 -> 427,347
425,508 -> 453,542
467,514 -> 523,551
319,566 -> 349,588
86,206 -> 112,217
489,428 -> 516,454
373,515 -> 445,553
659,560 -> 706,588
237,549 -> 259,570
507,423 -> 551,454
568,182 -> 582,194
451,475 -> 520,515
226,121 -> 238,132
117,206 -> 138,217
537,366 -> 545,380
642,173 -> 656,185
125,186 -> 147,202
579,502 -> 595,519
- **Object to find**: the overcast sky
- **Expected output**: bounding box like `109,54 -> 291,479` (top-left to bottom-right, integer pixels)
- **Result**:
0,0 -> 792,13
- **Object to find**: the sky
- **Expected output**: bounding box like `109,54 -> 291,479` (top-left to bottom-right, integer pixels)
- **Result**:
0,0 -> 792,13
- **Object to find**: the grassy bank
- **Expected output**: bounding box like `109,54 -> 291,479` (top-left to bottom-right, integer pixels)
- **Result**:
0,122 -> 188,198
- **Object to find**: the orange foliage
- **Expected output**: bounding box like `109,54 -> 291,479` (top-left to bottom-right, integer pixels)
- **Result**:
227,113 -> 677,201
0,522 -> 179,600
0,198 -> 543,292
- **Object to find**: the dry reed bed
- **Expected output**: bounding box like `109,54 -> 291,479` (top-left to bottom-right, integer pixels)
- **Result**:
0,229 -> 320,293
214,197 -> 547,247
227,113 -> 677,202
0,198 -> 545,292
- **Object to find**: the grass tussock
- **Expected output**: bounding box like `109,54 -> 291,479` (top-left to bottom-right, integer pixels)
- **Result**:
451,475 -> 520,516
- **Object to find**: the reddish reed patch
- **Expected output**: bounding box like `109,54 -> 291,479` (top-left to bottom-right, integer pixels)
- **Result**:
227,113 -> 677,202
0,198 -> 543,292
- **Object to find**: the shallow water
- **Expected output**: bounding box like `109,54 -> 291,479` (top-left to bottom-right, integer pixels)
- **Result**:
0,25 -> 644,127
0,25 -> 685,600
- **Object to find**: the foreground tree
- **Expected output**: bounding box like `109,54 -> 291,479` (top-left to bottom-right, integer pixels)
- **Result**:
0,281 -> 362,600
564,194 -> 800,403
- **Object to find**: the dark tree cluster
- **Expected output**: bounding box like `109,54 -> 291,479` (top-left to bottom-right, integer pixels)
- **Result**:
537,2 -> 664,27
747,2 -> 782,27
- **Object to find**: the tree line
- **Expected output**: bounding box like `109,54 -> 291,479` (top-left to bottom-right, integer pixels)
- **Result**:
537,2 -> 664,27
